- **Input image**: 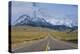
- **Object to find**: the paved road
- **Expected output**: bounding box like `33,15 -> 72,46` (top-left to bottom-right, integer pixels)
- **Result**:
12,36 -> 78,53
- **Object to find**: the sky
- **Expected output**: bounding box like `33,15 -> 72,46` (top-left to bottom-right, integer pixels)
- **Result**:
11,1 -> 78,26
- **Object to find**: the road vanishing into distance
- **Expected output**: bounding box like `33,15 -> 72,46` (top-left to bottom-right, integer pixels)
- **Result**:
12,35 -> 78,53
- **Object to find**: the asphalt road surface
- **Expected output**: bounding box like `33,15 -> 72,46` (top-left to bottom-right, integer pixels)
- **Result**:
12,35 -> 78,53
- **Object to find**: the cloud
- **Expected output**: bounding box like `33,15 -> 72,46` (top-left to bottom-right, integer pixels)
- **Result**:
11,1 -> 78,26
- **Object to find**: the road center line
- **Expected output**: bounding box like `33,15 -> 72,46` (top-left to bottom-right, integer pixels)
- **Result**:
45,41 -> 50,51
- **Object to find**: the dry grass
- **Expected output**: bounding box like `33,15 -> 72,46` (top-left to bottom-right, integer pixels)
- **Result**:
11,26 -> 78,48
50,30 -> 78,43
11,26 -> 48,48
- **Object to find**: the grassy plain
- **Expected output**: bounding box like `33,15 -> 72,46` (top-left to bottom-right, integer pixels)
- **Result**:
50,30 -> 78,43
11,26 -> 78,48
11,26 -> 48,48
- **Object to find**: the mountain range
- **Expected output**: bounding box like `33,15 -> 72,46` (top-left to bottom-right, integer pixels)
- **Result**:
14,14 -> 78,31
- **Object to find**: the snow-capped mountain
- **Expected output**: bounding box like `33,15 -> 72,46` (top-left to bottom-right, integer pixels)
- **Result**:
46,18 -> 74,27
14,14 -> 77,31
15,15 -> 52,27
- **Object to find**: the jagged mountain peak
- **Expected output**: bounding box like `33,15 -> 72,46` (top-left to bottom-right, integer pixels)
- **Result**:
14,14 -> 50,26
